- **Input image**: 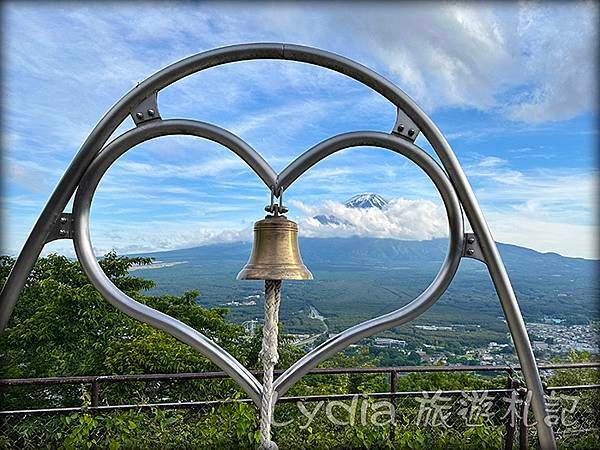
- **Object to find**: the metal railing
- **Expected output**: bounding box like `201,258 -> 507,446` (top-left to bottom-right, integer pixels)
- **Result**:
1,362 -> 598,449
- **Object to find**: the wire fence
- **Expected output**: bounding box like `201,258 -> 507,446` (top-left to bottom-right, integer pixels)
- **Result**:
1,363 -> 598,449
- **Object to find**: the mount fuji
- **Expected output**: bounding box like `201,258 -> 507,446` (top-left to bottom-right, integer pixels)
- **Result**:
344,193 -> 389,209
313,193 -> 388,225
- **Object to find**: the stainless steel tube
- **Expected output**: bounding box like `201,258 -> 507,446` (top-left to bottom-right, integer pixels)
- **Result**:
0,43 -> 555,449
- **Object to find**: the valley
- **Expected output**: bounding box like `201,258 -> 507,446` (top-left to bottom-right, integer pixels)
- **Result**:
130,236 -> 599,365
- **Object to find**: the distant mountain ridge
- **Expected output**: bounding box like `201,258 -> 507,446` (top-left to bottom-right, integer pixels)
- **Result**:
129,192 -> 596,270
134,236 -> 597,270
127,196 -> 598,329
131,235 -> 598,330
123,184 -> 598,336
313,215 -> 349,226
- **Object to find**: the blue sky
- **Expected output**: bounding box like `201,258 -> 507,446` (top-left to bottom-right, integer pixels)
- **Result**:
2,2 -> 598,258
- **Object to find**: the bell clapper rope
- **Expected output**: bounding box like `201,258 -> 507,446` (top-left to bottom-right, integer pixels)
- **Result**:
237,191 -> 312,449
259,278 -> 281,450
259,192 -> 283,449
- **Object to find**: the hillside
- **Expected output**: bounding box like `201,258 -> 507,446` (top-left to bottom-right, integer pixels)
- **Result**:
130,237 -> 599,341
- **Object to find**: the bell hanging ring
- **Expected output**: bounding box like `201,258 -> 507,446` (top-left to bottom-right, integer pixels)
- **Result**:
237,214 -> 313,281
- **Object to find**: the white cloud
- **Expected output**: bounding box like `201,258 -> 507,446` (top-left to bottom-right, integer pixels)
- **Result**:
336,3 -> 512,111
86,222 -> 253,256
504,2 -> 598,123
5,158 -> 65,193
31,181 -> 598,260
464,157 -> 599,258
476,156 -> 506,168
487,213 -> 598,259
259,2 -> 598,123
115,157 -> 244,179
289,198 -> 448,240
39,217 -> 255,257
466,156 -> 598,225
7,2 -> 595,128
465,156 -> 525,185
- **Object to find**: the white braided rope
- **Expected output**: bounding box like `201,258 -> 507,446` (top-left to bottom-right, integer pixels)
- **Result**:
259,280 -> 281,450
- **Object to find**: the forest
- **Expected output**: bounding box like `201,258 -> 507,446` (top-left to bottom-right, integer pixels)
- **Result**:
0,253 -> 597,449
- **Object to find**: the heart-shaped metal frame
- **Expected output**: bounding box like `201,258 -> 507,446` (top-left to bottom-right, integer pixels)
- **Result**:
70,119 -> 464,403
0,44 -> 556,448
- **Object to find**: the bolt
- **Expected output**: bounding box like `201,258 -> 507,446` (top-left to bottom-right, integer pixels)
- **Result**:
147,109 -> 155,117
467,236 -> 475,244
467,248 -> 475,256
408,129 -> 415,137
59,229 -> 68,235
136,112 -> 144,120
397,124 -> 405,132
60,216 -> 68,224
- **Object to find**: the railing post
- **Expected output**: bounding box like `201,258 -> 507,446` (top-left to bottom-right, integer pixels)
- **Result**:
504,370 -> 516,450
389,369 -> 398,442
518,387 -> 529,450
91,379 -> 99,408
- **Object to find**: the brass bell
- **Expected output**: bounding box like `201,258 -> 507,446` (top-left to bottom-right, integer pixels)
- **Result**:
237,214 -> 313,281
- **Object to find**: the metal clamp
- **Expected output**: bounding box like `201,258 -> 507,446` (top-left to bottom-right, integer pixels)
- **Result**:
462,233 -> 485,263
264,191 -> 288,216
45,213 -> 74,243
130,91 -> 161,125
391,108 -> 420,142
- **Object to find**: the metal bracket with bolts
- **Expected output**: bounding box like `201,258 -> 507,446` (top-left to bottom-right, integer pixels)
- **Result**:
264,191 -> 288,216
391,107 -> 420,142
130,91 -> 161,126
462,232 -> 486,263
45,213 -> 74,243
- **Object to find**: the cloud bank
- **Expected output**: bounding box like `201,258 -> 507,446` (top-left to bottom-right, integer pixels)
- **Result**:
257,1 -> 598,123
290,198 -> 448,240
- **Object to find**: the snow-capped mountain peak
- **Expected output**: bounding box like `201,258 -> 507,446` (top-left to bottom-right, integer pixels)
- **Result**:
310,193 -> 389,226
344,193 -> 388,210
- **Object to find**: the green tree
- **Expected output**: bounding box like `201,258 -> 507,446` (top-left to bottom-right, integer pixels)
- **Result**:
0,253 -> 250,379
548,350 -> 599,386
